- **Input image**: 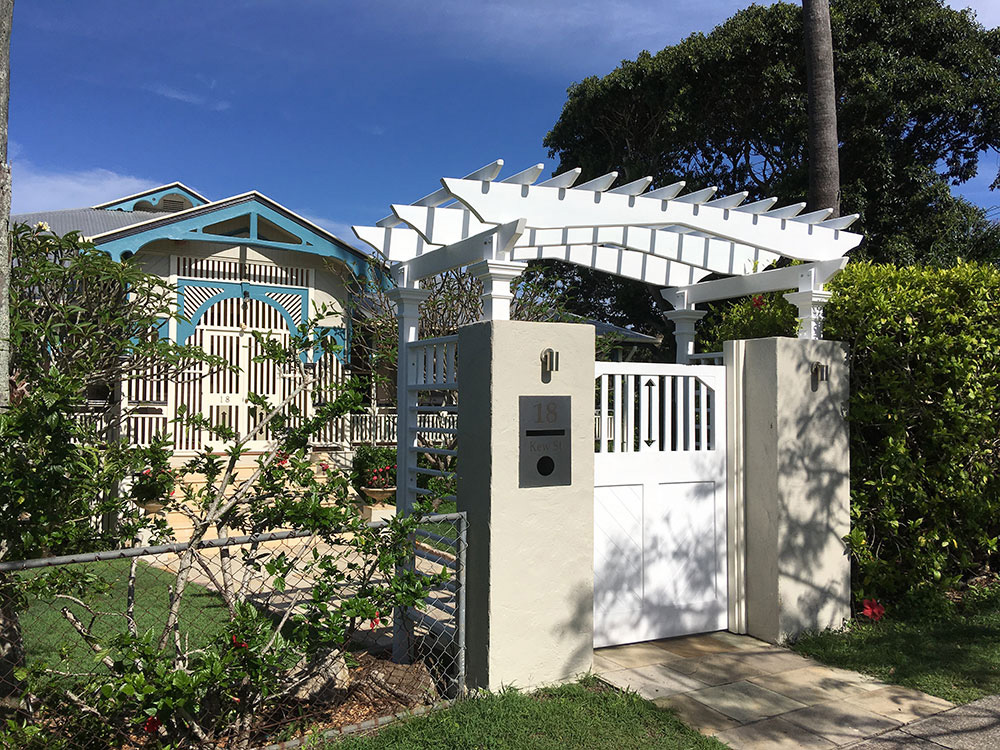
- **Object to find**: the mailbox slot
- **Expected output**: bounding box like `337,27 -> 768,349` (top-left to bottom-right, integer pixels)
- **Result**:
519,395 -> 572,488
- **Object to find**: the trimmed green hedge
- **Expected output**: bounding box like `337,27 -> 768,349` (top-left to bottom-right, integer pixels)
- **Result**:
699,261 -> 1000,601
825,262 -> 1000,600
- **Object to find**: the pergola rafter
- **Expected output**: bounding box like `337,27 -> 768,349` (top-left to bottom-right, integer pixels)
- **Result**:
353,159 -> 864,359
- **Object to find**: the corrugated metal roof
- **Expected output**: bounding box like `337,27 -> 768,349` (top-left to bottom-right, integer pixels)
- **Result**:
12,208 -> 164,239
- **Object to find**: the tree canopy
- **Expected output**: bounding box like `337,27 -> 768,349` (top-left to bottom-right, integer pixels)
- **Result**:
539,0 -> 1000,342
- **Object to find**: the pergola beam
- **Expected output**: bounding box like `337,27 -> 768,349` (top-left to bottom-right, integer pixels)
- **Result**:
660,258 -> 848,309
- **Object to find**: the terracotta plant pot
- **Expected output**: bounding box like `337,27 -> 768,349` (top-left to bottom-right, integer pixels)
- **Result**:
133,498 -> 165,514
361,487 -> 396,503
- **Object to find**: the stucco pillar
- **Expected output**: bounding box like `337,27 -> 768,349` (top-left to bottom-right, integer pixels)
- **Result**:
468,260 -> 524,322
457,320 -> 595,690
664,308 -> 707,364
739,337 -> 851,643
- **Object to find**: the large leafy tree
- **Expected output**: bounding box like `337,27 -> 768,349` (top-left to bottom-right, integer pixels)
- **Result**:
540,0 -> 1000,338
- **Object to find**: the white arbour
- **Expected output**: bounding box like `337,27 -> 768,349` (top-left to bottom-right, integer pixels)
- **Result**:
353,159 -> 862,359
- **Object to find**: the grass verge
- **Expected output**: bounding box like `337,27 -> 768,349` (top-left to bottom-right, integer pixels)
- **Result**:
791,588 -> 1000,704
330,677 -> 726,750
19,557 -> 230,675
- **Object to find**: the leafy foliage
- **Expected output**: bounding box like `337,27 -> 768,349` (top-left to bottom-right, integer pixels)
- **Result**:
1,224 -> 211,565
539,0 -> 1000,336
697,293 -> 798,353
697,262 -> 1000,600
545,0 -> 1000,265
1,226 -> 453,747
823,261 -> 1000,600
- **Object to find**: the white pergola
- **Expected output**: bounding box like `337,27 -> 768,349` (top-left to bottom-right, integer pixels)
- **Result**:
353,159 -> 863,361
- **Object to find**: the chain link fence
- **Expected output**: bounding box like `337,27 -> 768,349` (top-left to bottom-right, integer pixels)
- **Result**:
0,512 -> 466,750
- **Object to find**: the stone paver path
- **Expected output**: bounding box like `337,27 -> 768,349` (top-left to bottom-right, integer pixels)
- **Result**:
595,632 -> 954,750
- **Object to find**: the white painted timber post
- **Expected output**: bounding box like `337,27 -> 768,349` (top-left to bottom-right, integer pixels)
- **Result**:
783,289 -> 833,340
468,259 -> 524,322
387,284 -> 430,664
664,308 -> 707,364
783,264 -> 832,340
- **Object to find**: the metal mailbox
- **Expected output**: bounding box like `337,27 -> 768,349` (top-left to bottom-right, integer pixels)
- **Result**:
518,395 -> 572,488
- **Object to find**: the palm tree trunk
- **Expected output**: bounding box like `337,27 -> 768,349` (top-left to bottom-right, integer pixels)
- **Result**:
803,0 -> 841,217
0,0 -> 13,413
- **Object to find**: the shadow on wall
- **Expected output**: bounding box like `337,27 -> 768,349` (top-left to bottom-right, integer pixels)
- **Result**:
592,478 -> 724,647
749,340 -> 851,640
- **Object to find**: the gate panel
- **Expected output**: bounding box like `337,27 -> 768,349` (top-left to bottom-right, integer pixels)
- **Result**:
594,362 -> 727,647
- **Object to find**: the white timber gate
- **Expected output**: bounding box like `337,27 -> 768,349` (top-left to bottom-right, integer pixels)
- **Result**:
593,362 -> 728,648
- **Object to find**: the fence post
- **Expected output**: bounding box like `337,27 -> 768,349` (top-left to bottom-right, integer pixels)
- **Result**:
388,286 -> 430,664
457,320 -> 595,691
740,337 -> 851,642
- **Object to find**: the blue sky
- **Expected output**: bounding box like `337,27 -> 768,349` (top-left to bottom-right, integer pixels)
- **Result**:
10,1 -> 1000,245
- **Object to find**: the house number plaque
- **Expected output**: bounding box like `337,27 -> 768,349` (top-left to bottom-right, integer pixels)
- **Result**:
518,395 -> 572,488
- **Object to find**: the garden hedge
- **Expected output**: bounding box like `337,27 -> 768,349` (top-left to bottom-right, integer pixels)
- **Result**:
699,261 -> 1000,601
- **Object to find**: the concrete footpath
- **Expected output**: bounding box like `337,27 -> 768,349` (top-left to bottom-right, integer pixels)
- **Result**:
594,632 -> 964,749
848,695 -> 1000,749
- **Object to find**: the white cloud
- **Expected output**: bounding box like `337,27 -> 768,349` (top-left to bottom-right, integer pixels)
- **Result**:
11,161 -> 162,213
144,83 -> 231,112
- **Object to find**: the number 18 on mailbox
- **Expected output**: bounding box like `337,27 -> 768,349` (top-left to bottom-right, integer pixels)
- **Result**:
518,395 -> 572,488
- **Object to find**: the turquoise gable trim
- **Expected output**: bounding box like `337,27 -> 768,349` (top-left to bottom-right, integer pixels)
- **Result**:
100,185 -> 208,212
176,280 -> 346,364
97,195 -> 369,279
176,280 -> 306,344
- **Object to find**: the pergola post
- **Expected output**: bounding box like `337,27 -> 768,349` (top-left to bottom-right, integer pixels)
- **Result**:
664,308 -> 707,364
468,259 -> 524,322
387,284 -> 430,664
783,289 -> 833,340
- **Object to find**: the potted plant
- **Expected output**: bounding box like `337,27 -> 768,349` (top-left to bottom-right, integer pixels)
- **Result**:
131,466 -> 176,514
361,463 -> 396,504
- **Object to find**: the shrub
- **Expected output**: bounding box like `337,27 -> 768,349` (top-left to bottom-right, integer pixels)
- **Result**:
697,261 -> 1000,601
824,261 -> 1000,600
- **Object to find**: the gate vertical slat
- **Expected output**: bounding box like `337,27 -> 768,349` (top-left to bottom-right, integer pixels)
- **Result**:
686,376 -> 696,451
599,374 -> 608,453
613,375 -> 622,452
663,375 -> 674,452
699,380 -> 708,451
624,375 -> 635,452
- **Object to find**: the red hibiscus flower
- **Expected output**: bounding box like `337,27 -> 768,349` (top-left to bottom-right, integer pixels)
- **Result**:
752,295 -> 766,310
371,611 -> 381,630
231,634 -> 248,649
861,598 -> 885,622
143,716 -> 162,734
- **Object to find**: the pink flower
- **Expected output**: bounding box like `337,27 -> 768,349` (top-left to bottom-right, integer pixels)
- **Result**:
861,598 -> 885,622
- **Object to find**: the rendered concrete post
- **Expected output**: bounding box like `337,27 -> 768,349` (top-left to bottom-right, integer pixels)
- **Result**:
457,320 -> 595,690
740,337 -> 851,643
664,308 -> 707,364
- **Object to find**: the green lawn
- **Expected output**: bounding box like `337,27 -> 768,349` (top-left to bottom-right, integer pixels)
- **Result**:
331,677 -> 726,750
792,590 -> 1000,704
18,557 -> 230,676
417,500 -> 461,555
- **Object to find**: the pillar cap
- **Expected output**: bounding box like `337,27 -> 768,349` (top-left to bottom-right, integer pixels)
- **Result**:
664,308 -> 708,323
